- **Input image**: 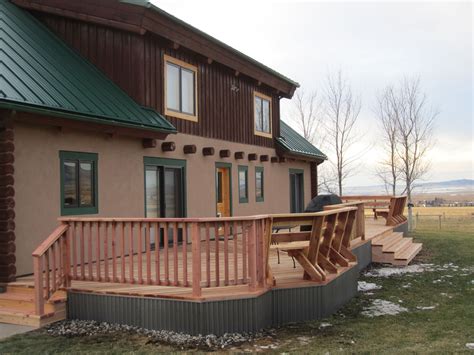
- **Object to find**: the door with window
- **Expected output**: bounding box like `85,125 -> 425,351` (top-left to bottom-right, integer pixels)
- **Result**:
145,158 -> 185,245
290,170 -> 305,213
216,165 -> 231,217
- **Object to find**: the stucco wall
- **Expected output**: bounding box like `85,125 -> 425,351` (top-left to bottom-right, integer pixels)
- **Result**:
14,121 -> 311,275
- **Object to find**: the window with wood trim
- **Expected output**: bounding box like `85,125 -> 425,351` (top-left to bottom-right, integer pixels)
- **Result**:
254,92 -> 272,138
255,166 -> 264,202
164,55 -> 198,122
238,166 -> 248,203
60,151 -> 98,216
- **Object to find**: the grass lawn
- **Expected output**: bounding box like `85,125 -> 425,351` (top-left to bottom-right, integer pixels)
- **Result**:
0,215 -> 473,354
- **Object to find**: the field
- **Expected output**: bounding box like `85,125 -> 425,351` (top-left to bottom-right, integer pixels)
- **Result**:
0,210 -> 473,353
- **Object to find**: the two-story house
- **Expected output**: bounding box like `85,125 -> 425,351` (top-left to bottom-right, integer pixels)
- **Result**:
0,0 -> 326,283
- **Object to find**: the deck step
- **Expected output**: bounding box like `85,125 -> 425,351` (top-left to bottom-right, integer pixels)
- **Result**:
380,233 -> 404,250
383,237 -> 413,253
371,230 -> 396,245
372,232 -> 403,246
0,285 -> 67,327
394,243 -> 423,264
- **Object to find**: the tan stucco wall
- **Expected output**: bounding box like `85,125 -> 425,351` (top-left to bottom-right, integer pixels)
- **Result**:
14,121 -> 311,275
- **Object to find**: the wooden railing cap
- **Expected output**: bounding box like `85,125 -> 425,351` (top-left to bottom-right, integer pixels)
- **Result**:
32,224 -> 69,257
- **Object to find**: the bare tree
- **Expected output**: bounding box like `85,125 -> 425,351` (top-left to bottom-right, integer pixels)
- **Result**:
375,86 -> 401,195
377,78 -> 436,230
290,89 -> 333,192
291,89 -> 322,144
395,78 -> 436,204
323,70 -> 363,196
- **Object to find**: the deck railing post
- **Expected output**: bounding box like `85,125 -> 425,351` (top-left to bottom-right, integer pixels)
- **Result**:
191,223 -> 202,298
248,220 -> 258,291
63,224 -> 71,287
33,256 -> 44,316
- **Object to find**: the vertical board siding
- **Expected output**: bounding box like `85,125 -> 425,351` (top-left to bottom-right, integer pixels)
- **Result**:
38,14 -> 280,147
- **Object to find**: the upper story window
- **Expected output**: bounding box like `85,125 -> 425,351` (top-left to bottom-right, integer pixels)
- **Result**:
164,54 -> 198,122
60,151 -> 98,216
254,92 -> 272,138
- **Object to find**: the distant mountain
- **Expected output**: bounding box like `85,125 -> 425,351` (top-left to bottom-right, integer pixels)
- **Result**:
344,179 -> 474,196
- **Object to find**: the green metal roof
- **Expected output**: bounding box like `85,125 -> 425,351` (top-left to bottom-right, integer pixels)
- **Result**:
276,120 -> 327,161
0,0 -> 176,134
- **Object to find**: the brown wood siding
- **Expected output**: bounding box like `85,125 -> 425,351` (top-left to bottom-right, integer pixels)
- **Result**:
37,13 -> 280,148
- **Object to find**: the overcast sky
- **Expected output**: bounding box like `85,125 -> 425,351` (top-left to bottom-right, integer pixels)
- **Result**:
153,0 -> 473,187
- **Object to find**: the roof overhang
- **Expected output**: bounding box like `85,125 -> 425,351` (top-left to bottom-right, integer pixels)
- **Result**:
2,106 -> 174,140
275,143 -> 327,165
12,0 -> 299,98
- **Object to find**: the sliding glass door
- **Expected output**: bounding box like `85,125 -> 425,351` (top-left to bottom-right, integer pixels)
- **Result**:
144,158 -> 186,246
145,166 -> 184,218
290,169 -> 305,213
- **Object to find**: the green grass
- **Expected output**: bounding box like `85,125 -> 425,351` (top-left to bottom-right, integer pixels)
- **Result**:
1,218 -> 473,354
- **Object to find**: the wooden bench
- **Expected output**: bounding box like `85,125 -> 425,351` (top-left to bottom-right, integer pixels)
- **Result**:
267,207 -> 358,282
342,195 -> 408,226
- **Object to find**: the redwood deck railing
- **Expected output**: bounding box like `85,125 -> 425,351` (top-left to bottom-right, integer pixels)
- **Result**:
32,208 -> 364,316
32,216 -> 269,316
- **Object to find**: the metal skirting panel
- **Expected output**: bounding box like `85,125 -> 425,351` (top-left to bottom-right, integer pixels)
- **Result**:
67,292 -> 274,335
68,267 -> 360,335
272,266 -> 358,325
352,241 -> 372,271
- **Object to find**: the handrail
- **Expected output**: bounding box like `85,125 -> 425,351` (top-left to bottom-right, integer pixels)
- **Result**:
32,222 -> 70,316
58,215 -> 270,223
342,195 -> 407,200
32,224 -> 69,257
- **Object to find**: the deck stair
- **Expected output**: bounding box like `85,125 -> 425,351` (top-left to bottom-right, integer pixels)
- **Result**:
371,231 -> 422,266
0,284 -> 67,327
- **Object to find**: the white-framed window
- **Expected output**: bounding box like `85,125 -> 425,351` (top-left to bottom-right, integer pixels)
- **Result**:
254,92 -> 272,138
164,55 -> 198,122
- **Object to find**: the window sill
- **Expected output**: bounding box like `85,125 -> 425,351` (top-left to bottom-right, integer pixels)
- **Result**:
254,130 -> 272,139
61,206 -> 98,216
165,109 -> 198,122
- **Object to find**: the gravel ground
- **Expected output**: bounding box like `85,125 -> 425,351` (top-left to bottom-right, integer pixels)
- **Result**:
45,319 -> 275,350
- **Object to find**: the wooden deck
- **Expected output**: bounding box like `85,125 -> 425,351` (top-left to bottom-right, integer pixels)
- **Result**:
11,218 -> 392,301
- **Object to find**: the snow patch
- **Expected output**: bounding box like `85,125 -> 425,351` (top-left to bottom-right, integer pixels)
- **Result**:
466,343 -> 474,350
358,281 -> 382,292
365,265 -> 425,277
416,305 -> 437,310
361,299 -> 408,317
319,322 -> 332,329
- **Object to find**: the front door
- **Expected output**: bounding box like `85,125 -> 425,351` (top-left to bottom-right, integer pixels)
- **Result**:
290,170 -> 304,213
216,166 -> 231,217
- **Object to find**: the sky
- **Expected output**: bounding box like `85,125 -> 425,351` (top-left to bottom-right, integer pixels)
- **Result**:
153,0 -> 473,187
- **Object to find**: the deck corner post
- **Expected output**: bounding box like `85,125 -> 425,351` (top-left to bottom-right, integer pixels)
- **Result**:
191,223 -> 202,298
63,224 -> 71,288
33,256 -> 44,316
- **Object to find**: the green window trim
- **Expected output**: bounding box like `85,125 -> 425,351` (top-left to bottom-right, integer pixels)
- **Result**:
60,151 -> 98,216
238,165 -> 249,203
255,166 -> 264,202
143,156 -> 187,217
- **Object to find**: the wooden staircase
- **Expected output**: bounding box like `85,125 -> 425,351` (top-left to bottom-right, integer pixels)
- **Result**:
0,284 -> 67,327
371,230 -> 422,266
